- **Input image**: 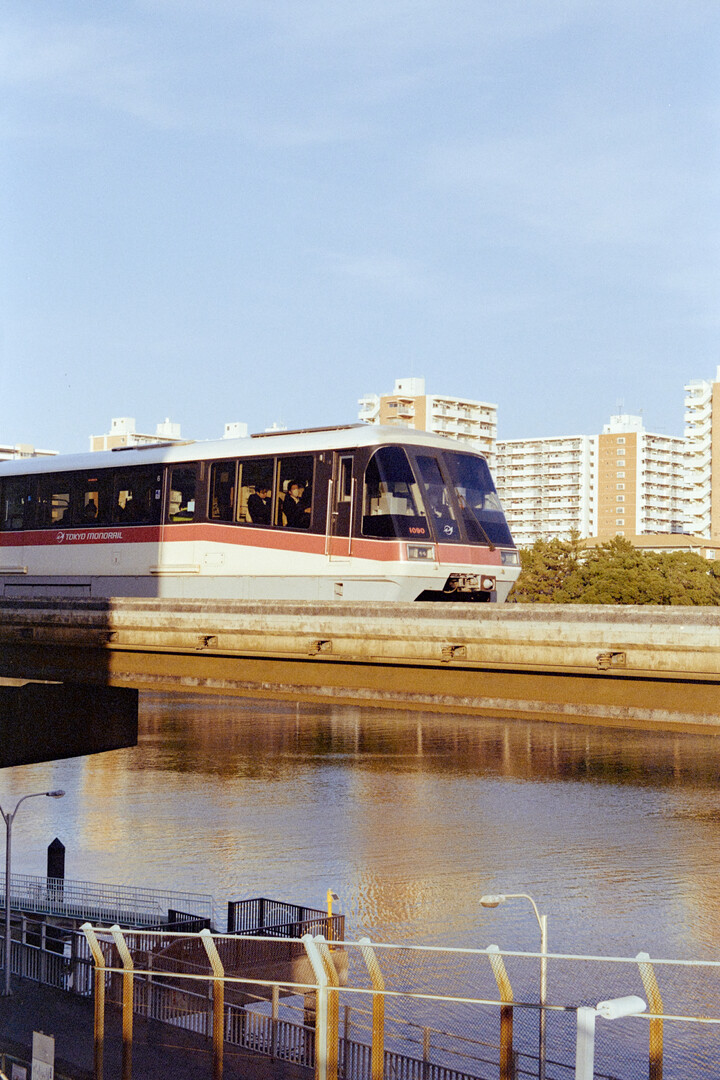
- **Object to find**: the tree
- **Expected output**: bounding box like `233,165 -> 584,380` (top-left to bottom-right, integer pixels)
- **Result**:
507,535 -> 720,605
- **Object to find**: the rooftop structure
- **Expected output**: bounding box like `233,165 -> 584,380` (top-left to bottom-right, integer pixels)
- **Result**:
0,443 -> 58,462
90,417 -> 186,452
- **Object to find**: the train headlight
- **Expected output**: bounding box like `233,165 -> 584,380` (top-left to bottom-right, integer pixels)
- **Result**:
407,544 -> 435,561
500,550 -> 519,565
480,575 -> 496,591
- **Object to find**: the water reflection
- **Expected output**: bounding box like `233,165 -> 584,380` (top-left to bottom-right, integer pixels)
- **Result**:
2,694 -> 720,961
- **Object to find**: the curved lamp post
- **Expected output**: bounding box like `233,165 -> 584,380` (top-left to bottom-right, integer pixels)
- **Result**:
481,892 -> 547,1080
1,790 -> 65,996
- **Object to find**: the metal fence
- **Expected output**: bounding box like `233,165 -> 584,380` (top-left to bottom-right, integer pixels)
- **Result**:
227,896 -> 345,940
0,872 -> 213,926
5,920 -> 720,1080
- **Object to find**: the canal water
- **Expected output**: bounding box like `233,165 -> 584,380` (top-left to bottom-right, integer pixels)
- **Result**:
3,692 -> 719,962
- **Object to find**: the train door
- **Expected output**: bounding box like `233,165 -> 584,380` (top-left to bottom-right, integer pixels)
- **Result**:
327,452 -> 355,559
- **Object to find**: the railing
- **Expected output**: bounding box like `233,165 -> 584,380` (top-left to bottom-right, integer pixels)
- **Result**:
0,872 -> 213,926
227,896 -> 345,940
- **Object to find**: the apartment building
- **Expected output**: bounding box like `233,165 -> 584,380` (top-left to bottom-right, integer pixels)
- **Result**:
596,415 -> 688,539
358,377 -> 497,466
684,367 -> 720,538
496,415 -> 688,546
494,435 -> 597,547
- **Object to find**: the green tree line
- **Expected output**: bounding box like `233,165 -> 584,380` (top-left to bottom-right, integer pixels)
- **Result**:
507,534 -> 720,604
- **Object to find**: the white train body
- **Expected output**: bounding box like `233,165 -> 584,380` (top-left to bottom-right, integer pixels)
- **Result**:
0,425 -> 520,603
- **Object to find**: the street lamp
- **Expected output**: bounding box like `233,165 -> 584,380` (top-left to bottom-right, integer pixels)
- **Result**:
480,892 -> 547,1080
1,790 -> 65,996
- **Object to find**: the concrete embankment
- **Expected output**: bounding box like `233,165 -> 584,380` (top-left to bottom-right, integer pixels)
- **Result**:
0,599 -> 719,732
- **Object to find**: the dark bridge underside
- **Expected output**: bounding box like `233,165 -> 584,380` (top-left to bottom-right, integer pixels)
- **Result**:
0,680 -> 138,768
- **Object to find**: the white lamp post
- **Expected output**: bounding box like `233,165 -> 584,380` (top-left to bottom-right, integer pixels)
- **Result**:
481,892 -> 548,1080
1,790 -> 65,996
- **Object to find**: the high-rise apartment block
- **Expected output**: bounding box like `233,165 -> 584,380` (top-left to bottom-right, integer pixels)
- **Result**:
596,415 -> 687,538
684,367 -> 720,538
494,436 -> 597,547
358,378 -> 497,466
496,415 -> 688,545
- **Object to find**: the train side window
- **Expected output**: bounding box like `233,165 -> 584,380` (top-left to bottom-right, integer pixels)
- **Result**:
37,476 -> 71,528
237,458 -> 275,525
0,477 -> 36,531
168,465 -> 197,522
277,455 -> 314,529
113,466 -> 163,525
75,472 -> 112,525
362,446 -> 429,539
339,456 -> 353,502
209,461 -> 237,522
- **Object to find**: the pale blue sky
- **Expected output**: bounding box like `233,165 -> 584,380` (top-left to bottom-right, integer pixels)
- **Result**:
3,1 -> 719,453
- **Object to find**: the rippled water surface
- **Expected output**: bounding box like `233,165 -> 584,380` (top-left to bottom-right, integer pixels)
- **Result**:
3,693 -> 720,962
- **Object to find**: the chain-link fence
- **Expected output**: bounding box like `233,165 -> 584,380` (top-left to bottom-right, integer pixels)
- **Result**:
7,921 -> 720,1079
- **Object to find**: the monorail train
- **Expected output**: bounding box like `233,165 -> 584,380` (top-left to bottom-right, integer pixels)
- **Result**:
0,424 -> 520,603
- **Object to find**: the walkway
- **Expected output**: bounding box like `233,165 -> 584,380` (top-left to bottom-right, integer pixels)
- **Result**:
0,977 -> 311,1080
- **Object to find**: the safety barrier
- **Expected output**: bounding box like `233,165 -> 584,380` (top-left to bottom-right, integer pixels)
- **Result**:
4,920 -> 720,1079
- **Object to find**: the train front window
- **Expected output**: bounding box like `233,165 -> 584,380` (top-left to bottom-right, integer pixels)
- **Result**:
414,455 -> 459,541
362,446 -> 430,540
443,450 -> 514,548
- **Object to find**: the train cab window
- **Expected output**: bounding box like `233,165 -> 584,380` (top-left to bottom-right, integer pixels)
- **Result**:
443,450 -> 514,548
362,446 -> 430,539
167,465 -> 197,523
209,461 -> 237,522
0,477 -> 35,531
277,455 -> 314,529
37,476 -> 71,528
237,458 -> 274,525
415,455 -> 459,541
113,466 -> 163,525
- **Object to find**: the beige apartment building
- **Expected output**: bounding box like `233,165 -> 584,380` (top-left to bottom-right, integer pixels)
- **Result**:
595,415 -> 687,539
684,367 -> 720,539
358,377 -> 497,466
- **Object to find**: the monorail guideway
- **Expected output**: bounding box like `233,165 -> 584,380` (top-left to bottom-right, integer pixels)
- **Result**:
0,424 -> 520,604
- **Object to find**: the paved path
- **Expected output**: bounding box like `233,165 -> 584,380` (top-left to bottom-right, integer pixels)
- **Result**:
0,977 -> 312,1080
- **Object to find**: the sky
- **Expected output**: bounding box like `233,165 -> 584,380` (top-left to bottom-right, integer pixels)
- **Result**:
2,1 -> 720,454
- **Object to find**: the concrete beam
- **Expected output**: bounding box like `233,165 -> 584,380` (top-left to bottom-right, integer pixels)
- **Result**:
0,680 -> 138,768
